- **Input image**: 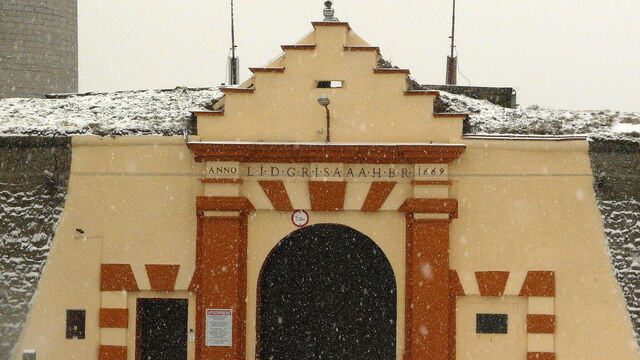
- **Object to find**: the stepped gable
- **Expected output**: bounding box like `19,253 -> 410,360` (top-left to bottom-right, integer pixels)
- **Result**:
196,21 -> 467,143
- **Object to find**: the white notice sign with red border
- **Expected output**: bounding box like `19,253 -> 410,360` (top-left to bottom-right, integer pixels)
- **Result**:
291,210 -> 309,227
205,309 -> 232,347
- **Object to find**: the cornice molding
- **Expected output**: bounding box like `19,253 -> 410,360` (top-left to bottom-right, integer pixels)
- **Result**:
188,142 -> 466,164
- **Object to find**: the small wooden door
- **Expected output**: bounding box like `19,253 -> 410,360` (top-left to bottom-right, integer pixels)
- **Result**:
137,298 -> 188,360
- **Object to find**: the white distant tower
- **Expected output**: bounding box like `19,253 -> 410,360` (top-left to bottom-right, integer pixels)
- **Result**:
0,0 -> 78,98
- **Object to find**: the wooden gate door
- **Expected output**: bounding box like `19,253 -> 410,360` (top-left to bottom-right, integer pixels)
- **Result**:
137,298 -> 188,360
258,224 -> 396,360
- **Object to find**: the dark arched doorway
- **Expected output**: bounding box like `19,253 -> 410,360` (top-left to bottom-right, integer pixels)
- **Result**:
258,224 -> 396,360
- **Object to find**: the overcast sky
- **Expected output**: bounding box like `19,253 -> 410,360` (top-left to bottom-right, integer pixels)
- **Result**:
78,0 -> 640,112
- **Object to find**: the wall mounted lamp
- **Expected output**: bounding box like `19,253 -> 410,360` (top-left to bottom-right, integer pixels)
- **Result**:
317,95 -> 331,142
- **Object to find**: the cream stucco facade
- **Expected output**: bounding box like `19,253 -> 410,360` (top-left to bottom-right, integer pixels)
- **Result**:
10,15 -> 638,360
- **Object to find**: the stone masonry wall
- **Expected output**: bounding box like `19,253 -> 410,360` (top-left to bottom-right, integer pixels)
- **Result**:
0,0 -> 78,98
424,84 -> 517,109
590,138 -> 640,344
0,136 -> 71,359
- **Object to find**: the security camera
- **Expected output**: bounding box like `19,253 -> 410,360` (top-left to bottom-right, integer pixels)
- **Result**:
74,228 -> 85,240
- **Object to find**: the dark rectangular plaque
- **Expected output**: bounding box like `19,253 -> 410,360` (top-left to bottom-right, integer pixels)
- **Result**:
66,309 -> 85,339
476,313 -> 508,334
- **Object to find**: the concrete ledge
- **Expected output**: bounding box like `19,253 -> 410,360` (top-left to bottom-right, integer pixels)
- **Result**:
72,135 -> 186,146
462,138 -> 588,152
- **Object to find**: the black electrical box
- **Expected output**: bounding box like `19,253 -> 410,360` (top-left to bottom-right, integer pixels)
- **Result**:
66,310 -> 85,339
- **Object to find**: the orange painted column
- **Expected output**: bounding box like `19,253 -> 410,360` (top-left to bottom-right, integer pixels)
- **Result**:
404,215 -> 452,360
448,270 -> 465,360
191,197 -> 254,360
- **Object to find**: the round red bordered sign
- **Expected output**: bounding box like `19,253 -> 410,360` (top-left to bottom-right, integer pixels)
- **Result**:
291,210 -> 310,227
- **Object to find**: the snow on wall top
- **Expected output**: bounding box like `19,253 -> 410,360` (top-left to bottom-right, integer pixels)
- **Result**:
437,91 -> 640,140
0,86 -> 639,140
0,87 -> 222,136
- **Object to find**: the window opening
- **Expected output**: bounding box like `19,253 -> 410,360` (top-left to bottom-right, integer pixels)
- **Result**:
476,313 -> 508,334
317,80 -> 344,88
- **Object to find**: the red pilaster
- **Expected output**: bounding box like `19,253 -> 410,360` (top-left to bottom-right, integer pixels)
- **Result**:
448,270 -> 465,360
404,215 -> 451,360
194,197 -> 252,360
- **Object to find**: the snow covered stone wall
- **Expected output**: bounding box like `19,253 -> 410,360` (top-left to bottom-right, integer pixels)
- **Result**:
597,200 -> 640,340
436,91 -> 640,139
590,139 -> 640,342
424,84 -> 516,108
0,87 -> 222,136
0,137 -> 71,360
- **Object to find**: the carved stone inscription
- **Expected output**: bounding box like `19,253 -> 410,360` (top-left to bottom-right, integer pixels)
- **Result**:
205,162 -> 448,181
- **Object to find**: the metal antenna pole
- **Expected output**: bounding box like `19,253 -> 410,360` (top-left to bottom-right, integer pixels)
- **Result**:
228,0 -> 239,85
450,0 -> 456,59
445,0 -> 458,85
231,0 -> 236,61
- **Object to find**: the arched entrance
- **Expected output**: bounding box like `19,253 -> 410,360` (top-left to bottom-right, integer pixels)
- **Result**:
258,224 -> 396,360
